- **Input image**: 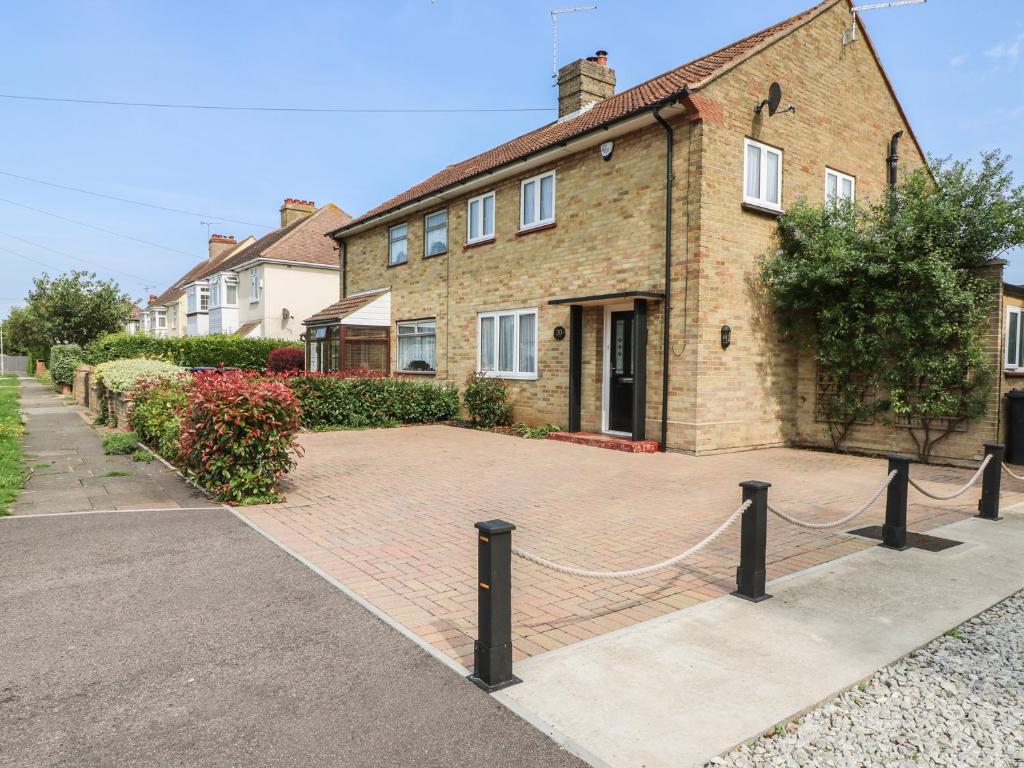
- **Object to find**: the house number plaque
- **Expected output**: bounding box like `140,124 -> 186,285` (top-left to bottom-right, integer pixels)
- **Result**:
553,326 -> 566,341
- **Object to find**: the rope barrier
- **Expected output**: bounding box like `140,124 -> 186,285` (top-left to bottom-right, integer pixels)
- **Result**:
510,499 -> 751,580
766,470 -> 897,530
1003,462 -> 1024,481
907,454 -> 991,500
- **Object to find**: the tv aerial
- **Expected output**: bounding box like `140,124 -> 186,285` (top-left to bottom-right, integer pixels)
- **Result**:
843,0 -> 926,45
551,6 -> 598,82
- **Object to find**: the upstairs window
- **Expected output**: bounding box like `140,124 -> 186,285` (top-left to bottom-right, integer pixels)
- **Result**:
225,280 -> 238,305
743,138 -> 783,211
187,286 -> 197,314
521,171 -> 555,230
250,267 -> 261,302
389,223 -> 408,266
825,168 -> 856,203
425,210 -> 448,256
210,282 -> 220,308
467,192 -> 495,244
199,286 -> 210,312
397,319 -> 437,372
1008,307 -> 1023,369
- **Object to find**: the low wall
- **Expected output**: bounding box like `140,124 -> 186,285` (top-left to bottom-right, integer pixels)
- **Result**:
73,365 -> 94,408
73,364 -> 133,431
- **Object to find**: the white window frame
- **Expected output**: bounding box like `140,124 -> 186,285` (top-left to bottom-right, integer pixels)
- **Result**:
224,276 -> 238,306
743,138 -> 783,211
198,285 -> 210,312
397,319 -> 437,373
467,191 -> 496,244
186,286 -> 197,314
169,304 -> 178,328
825,167 -> 856,203
477,307 -> 538,380
389,223 -> 408,266
520,170 -> 556,231
1007,307 -> 1023,369
209,281 -> 220,309
249,267 -> 261,303
424,209 -> 448,257
155,310 -> 167,330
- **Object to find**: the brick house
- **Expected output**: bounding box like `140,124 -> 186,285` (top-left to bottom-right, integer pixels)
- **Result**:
308,0 -> 1005,460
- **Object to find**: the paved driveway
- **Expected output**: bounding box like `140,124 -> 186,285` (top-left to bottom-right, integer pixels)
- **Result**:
239,426 -> 1021,668
0,508 -> 584,768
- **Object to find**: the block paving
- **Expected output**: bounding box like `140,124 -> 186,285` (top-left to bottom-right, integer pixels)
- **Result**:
238,426 -> 1024,669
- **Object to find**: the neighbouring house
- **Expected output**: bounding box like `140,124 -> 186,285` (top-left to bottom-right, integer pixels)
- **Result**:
311,0 -> 1006,462
125,304 -> 142,334
141,234 -> 253,338
200,199 -> 351,340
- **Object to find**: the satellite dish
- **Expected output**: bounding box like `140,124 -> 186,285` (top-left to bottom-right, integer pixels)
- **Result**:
766,82 -> 783,116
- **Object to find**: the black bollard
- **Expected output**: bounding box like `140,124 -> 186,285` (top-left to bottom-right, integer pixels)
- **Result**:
881,454 -> 911,550
978,443 -> 1004,521
467,520 -> 521,693
732,481 -> 772,602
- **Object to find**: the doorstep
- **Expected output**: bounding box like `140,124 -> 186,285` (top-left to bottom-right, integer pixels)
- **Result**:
547,431 -> 660,453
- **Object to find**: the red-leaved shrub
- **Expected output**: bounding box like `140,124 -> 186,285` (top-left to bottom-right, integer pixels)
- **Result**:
267,346 -> 306,373
179,371 -> 302,503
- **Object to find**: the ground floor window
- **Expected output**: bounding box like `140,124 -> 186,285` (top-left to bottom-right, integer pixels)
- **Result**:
397,319 -> 436,372
1007,307 -> 1023,369
478,307 -> 537,379
306,324 -> 389,374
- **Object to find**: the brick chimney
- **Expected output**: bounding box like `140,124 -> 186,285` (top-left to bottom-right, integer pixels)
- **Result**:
280,198 -> 316,228
148,294 -> 158,304
557,50 -> 615,119
208,233 -> 237,260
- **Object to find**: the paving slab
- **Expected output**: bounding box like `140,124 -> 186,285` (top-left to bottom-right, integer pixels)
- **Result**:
498,512 -> 1024,768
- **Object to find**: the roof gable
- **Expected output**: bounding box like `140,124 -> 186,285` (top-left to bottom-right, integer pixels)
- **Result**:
216,204 -> 351,273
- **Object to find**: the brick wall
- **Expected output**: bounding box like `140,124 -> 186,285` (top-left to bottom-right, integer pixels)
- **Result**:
72,365 -> 93,407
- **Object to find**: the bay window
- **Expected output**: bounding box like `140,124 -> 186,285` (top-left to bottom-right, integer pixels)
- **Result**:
478,308 -> 537,379
250,267 -> 261,302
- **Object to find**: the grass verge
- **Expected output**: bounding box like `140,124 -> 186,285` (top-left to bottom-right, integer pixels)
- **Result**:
0,374 -> 25,515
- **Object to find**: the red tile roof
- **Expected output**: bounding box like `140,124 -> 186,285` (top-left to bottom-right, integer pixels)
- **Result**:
215,204 -> 350,273
332,0 -> 837,233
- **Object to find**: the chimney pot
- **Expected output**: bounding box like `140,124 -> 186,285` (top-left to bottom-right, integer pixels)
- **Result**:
280,198 -> 317,228
149,294 -> 158,302
207,232 -> 237,260
596,50 -> 608,66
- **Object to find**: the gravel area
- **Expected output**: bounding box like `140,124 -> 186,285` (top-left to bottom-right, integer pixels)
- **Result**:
708,590 -> 1024,768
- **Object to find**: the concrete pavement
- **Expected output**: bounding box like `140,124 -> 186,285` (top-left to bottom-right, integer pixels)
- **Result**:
498,512 -> 1024,768
0,507 -> 585,768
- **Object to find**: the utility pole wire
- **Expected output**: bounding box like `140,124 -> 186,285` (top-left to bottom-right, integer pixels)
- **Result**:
0,170 -> 274,229
0,230 -> 152,284
0,93 -> 556,114
0,197 -> 199,259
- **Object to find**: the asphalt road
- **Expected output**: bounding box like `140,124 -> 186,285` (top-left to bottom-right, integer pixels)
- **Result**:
0,508 -> 584,767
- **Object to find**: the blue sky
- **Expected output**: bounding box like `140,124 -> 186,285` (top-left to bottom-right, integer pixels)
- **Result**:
1,0 -> 1022,317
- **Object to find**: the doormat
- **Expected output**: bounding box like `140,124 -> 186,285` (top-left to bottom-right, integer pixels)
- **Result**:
847,525 -> 964,552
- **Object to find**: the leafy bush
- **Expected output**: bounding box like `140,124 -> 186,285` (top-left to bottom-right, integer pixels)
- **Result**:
49,344 -> 83,386
131,449 -> 154,463
286,373 -> 459,429
93,358 -> 186,393
86,332 -> 300,370
130,377 -> 189,462
512,423 -> 561,439
463,373 -> 511,427
178,372 -> 302,503
267,346 -> 306,373
103,431 -> 139,455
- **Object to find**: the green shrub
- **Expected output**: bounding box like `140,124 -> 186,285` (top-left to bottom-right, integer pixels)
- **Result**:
463,373 -> 511,427
86,332 -> 300,370
94,358 -> 185,393
287,374 -> 459,429
179,372 -> 302,503
131,449 -> 154,463
103,431 -> 139,455
49,344 -> 83,386
512,423 -> 561,439
130,377 -> 189,462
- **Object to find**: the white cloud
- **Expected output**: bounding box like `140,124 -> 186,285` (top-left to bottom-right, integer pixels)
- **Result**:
985,33 -> 1023,62
950,53 -> 968,67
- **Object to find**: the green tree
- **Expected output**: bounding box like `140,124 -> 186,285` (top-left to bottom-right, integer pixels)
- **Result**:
15,271 -> 132,352
762,151 -> 1024,462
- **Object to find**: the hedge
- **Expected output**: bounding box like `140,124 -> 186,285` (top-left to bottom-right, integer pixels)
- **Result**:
286,374 -> 459,429
130,378 -> 189,462
93,358 -> 187,393
49,344 -> 83,386
85,332 -> 301,370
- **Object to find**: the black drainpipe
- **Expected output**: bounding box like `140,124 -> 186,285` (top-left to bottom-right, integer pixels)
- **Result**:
652,102 -> 678,453
340,239 -> 348,298
887,130 -> 903,188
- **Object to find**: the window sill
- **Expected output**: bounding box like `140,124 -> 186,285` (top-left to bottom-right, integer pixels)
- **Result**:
741,201 -> 783,218
1004,369 -> 1024,378
516,221 -> 556,237
480,372 -> 537,381
423,250 -> 448,259
397,370 -> 437,376
386,260 -> 408,269
464,237 -> 496,250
